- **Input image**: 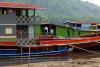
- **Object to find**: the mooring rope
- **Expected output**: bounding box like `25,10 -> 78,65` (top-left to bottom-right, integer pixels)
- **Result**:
67,44 -> 100,58
95,41 -> 100,43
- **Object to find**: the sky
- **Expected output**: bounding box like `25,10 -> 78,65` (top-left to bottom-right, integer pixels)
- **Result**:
82,0 -> 100,6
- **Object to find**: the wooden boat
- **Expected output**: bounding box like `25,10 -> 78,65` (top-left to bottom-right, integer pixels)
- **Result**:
38,36 -> 100,49
0,2 -> 99,58
0,42 -> 73,57
0,2 -> 73,58
0,35 -> 100,57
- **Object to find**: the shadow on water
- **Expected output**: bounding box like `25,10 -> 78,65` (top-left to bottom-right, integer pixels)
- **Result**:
72,46 -> 100,59
0,57 -> 71,66
0,47 -> 100,66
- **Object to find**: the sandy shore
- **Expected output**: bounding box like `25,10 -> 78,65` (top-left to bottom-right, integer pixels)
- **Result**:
4,58 -> 100,67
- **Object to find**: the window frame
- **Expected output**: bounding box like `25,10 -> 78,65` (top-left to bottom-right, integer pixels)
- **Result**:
5,27 -> 13,35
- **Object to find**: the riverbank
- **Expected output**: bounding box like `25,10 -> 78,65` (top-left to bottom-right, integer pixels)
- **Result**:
4,58 -> 100,67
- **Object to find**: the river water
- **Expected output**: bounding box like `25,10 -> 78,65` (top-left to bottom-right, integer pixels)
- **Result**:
0,47 -> 100,66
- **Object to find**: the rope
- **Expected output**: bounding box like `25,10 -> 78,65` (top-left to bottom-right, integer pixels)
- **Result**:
95,41 -> 100,43
67,44 -> 100,58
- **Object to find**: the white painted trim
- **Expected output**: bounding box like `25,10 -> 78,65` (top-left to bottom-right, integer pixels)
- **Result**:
0,24 -> 16,25
0,36 -> 16,38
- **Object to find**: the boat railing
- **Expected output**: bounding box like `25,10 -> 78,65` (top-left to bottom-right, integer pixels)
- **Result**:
16,38 -> 36,46
16,15 -> 41,24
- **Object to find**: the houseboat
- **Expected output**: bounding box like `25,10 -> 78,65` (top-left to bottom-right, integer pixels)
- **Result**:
0,2 -> 100,57
0,2 -> 73,57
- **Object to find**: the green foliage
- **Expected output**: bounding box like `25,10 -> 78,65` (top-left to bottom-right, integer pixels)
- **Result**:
35,0 -> 100,22
2,0 -> 100,22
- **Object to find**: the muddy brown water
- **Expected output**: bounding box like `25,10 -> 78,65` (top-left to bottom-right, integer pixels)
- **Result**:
0,48 -> 100,66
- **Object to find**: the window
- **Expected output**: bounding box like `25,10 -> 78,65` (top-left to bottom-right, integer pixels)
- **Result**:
8,9 -> 13,15
77,24 -> 81,27
2,8 -> 7,15
5,27 -> 13,35
16,9 -> 21,16
97,26 -> 100,29
0,8 -> 14,16
28,10 -> 33,16
22,10 -> 26,16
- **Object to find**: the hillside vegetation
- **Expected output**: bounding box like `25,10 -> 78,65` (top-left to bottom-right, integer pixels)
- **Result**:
1,0 -> 100,23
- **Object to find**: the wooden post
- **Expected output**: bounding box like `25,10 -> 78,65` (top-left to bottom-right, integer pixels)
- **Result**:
26,10 -> 28,17
33,9 -> 36,21
28,45 -> 31,67
33,9 -> 36,44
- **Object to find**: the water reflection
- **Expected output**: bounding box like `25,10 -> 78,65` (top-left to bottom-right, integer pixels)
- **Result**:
0,49 -> 100,66
0,57 -> 72,66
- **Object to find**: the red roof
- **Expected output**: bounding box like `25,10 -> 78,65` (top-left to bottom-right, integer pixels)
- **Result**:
0,2 -> 45,9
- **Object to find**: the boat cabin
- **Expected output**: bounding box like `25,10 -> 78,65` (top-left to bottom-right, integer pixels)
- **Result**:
0,2 -> 44,43
34,23 -> 80,38
63,21 -> 100,31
